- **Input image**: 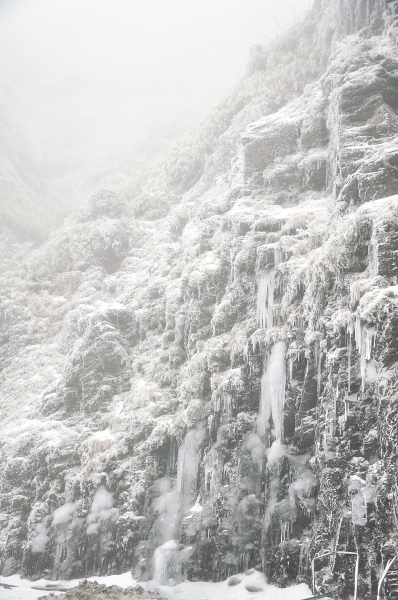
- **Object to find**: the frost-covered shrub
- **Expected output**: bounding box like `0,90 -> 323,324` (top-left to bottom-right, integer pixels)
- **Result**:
168,342 -> 186,368
87,189 -> 126,219
58,313 -> 131,414
168,207 -> 190,238
211,294 -> 240,335
28,218 -> 133,276
206,338 -> 231,374
246,45 -> 268,76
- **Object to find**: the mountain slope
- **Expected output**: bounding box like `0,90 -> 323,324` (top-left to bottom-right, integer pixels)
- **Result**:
1,1 -> 398,598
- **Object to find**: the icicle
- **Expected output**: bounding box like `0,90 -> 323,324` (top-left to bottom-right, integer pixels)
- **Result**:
354,317 -> 377,392
323,405 -> 335,446
258,341 -> 287,442
257,270 -> 278,329
347,323 -> 353,393
152,423 -> 205,584
331,515 -> 345,572
370,238 -> 379,277
204,447 -> 221,495
354,316 -> 363,353
243,340 -> 250,363
213,392 -> 220,414
289,356 -> 294,381
153,540 -> 179,585
281,520 -> 289,542
224,393 -> 233,419
328,408 -> 334,438
314,342 -> 322,396
213,392 -> 234,421
365,326 -> 377,361
299,536 -> 312,579
256,247 -> 283,330
274,246 -> 284,267
177,424 -> 205,502
317,355 -> 322,397
334,385 -> 338,432
323,409 -> 327,448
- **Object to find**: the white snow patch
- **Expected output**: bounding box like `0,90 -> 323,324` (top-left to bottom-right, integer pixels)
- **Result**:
31,517 -> 49,554
0,572 -> 135,599
86,486 -> 118,535
146,570 -> 312,600
189,496 -> 203,514
52,501 -> 81,526
266,440 -> 286,467
87,429 -> 116,454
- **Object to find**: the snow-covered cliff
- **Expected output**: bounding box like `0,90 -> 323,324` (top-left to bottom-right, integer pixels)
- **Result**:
2,1 -> 398,598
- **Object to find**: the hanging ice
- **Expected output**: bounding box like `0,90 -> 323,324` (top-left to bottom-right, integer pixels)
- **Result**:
369,237 -> 379,277
257,247 -> 284,329
274,247 -> 284,267
152,480 -> 180,545
314,342 -> 322,396
354,317 -> 377,391
347,323 -> 354,393
258,341 -> 287,442
257,270 -> 278,329
204,447 -> 222,496
152,423 -> 205,584
153,540 -> 180,585
177,423 -> 206,510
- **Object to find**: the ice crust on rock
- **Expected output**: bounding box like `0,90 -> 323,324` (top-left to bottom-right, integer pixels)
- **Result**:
2,1 -> 398,599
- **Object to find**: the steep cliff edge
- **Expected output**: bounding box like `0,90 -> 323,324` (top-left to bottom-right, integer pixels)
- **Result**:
1,1 -> 398,598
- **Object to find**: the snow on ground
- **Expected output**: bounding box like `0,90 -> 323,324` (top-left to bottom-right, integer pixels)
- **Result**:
146,571 -> 313,600
0,572 -> 135,599
0,570 -> 313,600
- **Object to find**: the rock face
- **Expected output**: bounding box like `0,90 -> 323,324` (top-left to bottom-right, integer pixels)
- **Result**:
2,1 -> 398,598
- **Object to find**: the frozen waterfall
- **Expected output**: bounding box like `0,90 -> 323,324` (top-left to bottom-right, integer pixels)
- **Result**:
152,423 -> 205,585
257,247 -> 283,330
354,318 -> 377,391
153,540 -> 180,586
177,423 -> 206,509
258,341 -> 287,442
257,270 -> 279,329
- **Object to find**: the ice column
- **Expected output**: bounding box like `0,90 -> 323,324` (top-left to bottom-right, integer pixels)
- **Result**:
354,317 -> 377,391
274,247 -> 284,267
370,237 -> 379,277
177,423 -> 205,509
347,323 -> 354,393
258,341 -> 287,442
257,270 -> 278,329
153,540 -> 180,585
257,249 -> 283,329
314,342 -> 322,396
204,447 -> 222,496
152,423 -> 205,585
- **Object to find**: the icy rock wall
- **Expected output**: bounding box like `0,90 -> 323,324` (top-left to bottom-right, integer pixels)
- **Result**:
2,1 -> 398,598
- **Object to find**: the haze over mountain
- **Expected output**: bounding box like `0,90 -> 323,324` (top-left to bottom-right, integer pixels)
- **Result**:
0,0 -> 312,208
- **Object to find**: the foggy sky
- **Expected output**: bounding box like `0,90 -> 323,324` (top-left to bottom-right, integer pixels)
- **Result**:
0,0 -> 313,203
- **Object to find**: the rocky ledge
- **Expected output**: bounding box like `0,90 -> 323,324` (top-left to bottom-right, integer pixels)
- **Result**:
38,582 -> 158,600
